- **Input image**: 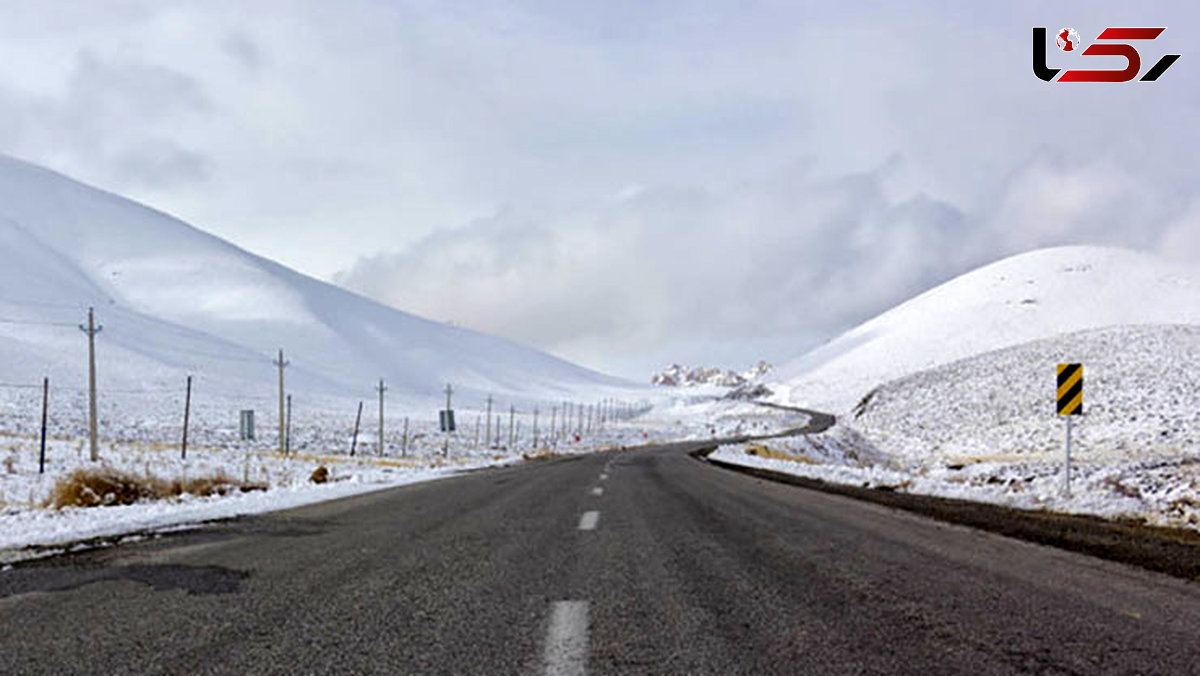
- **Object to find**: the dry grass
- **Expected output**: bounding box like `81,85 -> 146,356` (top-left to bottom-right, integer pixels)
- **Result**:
521,450 -> 564,462
1104,475 -> 1142,499
47,467 -> 267,509
744,444 -> 819,464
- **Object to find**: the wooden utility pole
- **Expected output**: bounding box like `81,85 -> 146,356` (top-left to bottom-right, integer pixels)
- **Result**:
79,307 -> 102,461
351,400 -> 363,456
38,377 -> 48,474
474,415 -> 481,449
181,375 -> 192,460
273,349 -> 289,453
507,405 -> 515,449
285,394 -> 292,455
532,406 -> 539,449
550,406 -> 558,448
376,379 -> 387,456
484,395 -> 493,449
587,404 -> 593,434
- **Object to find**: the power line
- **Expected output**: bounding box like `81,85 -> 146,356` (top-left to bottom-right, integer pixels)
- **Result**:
0,316 -> 79,327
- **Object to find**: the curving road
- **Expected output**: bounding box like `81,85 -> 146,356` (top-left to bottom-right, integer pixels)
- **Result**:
2,442 -> 1199,675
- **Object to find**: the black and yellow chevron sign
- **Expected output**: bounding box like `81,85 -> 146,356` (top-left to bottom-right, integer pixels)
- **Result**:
1057,363 -> 1083,416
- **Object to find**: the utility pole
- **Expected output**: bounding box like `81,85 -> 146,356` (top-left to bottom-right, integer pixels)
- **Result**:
181,375 -> 192,460
351,400 -> 363,456
273,349 -> 289,454
285,394 -> 292,455
550,406 -> 558,448
507,405 -> 515,449
376,379 -> 387,456
485,395 -> 493,449
79,307 -> 102,461
587,404 -> 593,434
533,406 -> 539,449
402,416 -> 409,457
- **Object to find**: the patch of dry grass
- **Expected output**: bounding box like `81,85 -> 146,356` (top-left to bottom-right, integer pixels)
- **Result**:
744,444 -> 820,464
309,466 -> 330,484
522,450 -> 565,462
47,468 -> 267,509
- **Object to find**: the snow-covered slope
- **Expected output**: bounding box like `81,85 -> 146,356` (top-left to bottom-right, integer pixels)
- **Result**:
776,246 -> 1200,411
0,154 -> 628,406
852,324 -> 1200,462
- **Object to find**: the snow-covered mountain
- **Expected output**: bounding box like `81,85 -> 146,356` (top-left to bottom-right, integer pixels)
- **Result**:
0,154 -> 629,408
775,246 -> 1200,411
651,361 -> 772,388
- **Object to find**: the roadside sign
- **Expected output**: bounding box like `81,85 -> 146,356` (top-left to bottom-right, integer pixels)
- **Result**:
1056,362 -> 1083,497
1056,363 -> 1083,416
439,409 -> 456,433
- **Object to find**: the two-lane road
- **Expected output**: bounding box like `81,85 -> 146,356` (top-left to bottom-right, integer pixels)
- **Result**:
3,443 -> 1199,675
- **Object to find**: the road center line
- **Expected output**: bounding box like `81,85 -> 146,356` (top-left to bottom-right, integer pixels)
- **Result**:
578,511 -> 600,531
543,600 -> 589,676
591,487 -> 603,497
599,473 -> 608,481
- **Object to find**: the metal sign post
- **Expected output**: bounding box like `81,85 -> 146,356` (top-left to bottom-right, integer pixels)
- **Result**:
441,384 -> 455,456
1056,363 -> 1083,497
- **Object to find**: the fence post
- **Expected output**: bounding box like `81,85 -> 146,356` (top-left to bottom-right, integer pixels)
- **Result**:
181,375 -> 192,460
39,377 -> 49,474
351,401 -> 363,456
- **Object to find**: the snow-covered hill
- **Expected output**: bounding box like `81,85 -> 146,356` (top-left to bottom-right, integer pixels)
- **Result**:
775,246 -> 1200,412
0,154 -> 629,409
719,249 -> 1200,531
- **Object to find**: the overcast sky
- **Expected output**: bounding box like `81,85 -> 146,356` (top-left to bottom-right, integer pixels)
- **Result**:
0,1 -> 1197,378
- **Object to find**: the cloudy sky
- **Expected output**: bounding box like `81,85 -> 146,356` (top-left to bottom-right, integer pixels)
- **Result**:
0,0 -> 1197,378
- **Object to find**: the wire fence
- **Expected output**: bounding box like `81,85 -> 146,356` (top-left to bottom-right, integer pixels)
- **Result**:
0,305 -> 650,460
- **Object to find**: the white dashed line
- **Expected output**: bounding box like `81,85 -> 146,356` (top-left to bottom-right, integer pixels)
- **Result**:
599,473 -> 608,481
578,511 -> 600,531
591,487 -> 603,497
543,600 -> 589,676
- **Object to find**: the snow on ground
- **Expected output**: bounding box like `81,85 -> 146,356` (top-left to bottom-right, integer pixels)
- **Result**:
0,399 -> 657,556
0,380 -> 813,556
847,324 -> 1200,464
715,247 -> 1200,532
715,322 -> 1200,531
709,432 -> 1200,531
634,392 -> 812,440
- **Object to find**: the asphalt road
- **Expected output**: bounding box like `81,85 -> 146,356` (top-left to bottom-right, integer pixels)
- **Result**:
3,443 -> 1199,675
